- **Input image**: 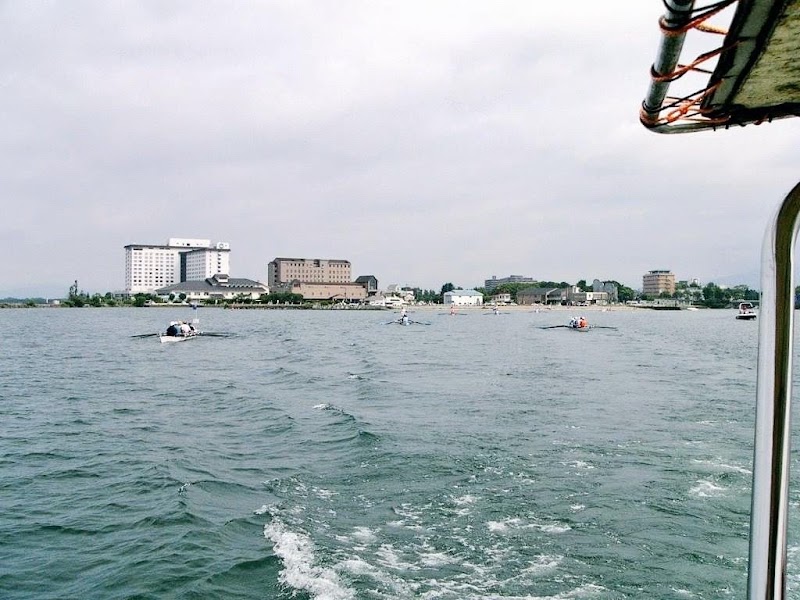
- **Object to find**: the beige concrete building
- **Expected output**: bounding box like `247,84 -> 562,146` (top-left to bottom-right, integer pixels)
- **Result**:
267,258 -> 351,288
284,281 -> 368,302
642,270 -> 676,296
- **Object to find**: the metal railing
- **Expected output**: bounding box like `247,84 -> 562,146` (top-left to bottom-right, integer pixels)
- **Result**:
749,180 -> 800,599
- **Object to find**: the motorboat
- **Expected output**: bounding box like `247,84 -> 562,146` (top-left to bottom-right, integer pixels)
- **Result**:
736,302 -> 757,321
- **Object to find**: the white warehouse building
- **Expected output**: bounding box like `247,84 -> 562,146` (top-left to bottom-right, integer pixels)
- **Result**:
443,289 -> 484,307
124,238 -> 230,294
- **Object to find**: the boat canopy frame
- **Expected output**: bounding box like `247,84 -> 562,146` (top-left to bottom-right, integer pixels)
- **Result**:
641,1 -> 800,596
641,0 -> 800,133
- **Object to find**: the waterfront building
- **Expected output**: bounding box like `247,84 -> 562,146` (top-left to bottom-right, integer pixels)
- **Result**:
517,287 -> 569,305
282,281 -> 368,302
592,279 -> 619,303
155,273 -> 267,302
267,258 -> 351,288
385,284 -> 415,302
491,293 -> 512,304
568,288 -> 610,305
355,275 -> 379,295
443,289 -> 484,306
266,257 -> 374,301
643,270 -> 676,296
484,275 -> 536,292
124,238 -> 230,294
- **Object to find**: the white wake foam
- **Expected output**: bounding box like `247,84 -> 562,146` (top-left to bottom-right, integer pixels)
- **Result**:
264,518 -> 355,600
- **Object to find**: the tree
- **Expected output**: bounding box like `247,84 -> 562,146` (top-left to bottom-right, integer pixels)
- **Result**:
604,280 -> 636,303
409,288 -> 440,303
576,279 -> 591,292
489,282 -> 539,302
701,282 -> 732,308
132,293 -> 154,307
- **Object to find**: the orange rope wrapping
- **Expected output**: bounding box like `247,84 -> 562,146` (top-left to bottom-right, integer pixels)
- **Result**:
695,23 -> 728,34
663,81 -> 724,124
642,0 -> 742,130
659,0 -> 738,36
651,42 -> 737,83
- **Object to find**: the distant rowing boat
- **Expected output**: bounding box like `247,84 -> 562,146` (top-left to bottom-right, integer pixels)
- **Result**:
159,332 -> 200,343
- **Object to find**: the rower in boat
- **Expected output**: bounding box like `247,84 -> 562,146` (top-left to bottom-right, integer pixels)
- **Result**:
166,321 -> 180,337
568,316 -> 589,330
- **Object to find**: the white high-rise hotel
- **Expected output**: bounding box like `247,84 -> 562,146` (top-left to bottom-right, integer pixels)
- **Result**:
124,238 -> 230,294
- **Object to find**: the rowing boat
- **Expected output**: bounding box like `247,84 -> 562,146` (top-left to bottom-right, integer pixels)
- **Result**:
159,333 -> 199,343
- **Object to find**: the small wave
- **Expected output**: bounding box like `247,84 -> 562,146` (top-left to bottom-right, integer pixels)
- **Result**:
375,543 -> 421,572
487,517 -> 522,533
312,487 -> 338,500
487,517 -> 571,534
264,517 -> 355,600
520,554 -> 563,576
350,526 -> 378,544
338,557 -> 418,596
452,494 -> 478,506
690,479 -> 727,498
692,458 -> 751,475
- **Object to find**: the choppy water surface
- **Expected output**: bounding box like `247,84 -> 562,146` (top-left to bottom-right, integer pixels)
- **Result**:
1,306 -> 796,598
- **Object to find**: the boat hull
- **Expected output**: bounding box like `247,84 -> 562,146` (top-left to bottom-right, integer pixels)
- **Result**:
159,334 -> 199,343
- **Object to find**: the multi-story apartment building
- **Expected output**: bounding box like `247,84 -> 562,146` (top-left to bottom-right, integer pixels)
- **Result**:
267,258 -> 351,288
124,238 -> 230,294
642,269 -> 676,297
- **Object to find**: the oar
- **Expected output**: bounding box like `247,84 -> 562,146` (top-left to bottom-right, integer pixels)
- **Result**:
131,333 -> 160,338
539,325 -> 569,329
409,320 -> 431,326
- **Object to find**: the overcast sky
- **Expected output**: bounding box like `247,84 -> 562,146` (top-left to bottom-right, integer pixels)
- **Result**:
2,1 -> 799,297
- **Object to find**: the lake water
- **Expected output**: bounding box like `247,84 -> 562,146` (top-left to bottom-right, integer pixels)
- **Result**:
1,306 -> 797,599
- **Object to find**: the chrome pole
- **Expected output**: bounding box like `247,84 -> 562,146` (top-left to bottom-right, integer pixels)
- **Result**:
749,181 -> 800,599
641,0 -> 696,125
